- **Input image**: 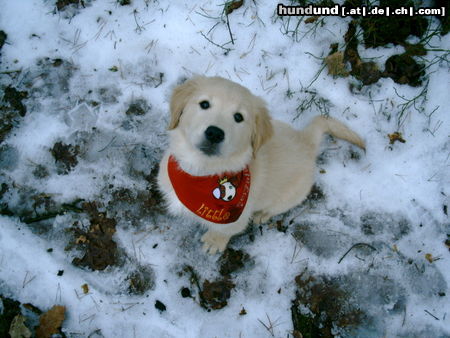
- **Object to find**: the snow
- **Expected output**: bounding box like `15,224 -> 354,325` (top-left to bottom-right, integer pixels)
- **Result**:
0,0 -> 449,337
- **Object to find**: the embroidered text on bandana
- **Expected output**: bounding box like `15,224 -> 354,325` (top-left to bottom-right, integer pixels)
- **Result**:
167,155 -> 251,224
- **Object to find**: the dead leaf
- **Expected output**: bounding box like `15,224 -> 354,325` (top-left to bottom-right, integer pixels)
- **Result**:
9,314 -> 32,338
388,132 -> 406,145
36,305 -> 66,338
225,0 -> 243,15
305,16 -> 319,24
325,51 -> 349,77
425,253 -> 433,263
81,283 -> 89,294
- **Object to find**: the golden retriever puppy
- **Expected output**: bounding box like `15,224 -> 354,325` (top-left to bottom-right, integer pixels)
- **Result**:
158,76 -> 365,254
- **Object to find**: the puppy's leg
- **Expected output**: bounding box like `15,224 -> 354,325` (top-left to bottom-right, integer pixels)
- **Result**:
201,231 -> 231,255
252,211 -> 270,224
201,218 -> 249,254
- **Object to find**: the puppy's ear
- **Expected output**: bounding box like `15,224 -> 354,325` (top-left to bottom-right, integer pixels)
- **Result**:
251,97 -> 273,155
168,78 -> 197,130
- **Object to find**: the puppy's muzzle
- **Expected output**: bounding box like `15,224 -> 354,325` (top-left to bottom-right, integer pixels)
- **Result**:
198,125 -> 224,156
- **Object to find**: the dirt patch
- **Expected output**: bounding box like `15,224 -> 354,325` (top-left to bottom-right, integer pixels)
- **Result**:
218,248 -> 250,276
71,202 -> 119,271
125,99 -> 150,116
360,211 -> 410,239
32,164 -> 50,179
182,265 -> 236,311
359,0 -> 428,48
344,20 -> 381,86
126,264 -> 155,295
0,31 -> 6,50
305,184 -> 325,204
50,141 -> 80,174
141,164 -> 165,215
383,54 -> 425,87
56,0 -> 81,11
342,2 -> 428,87
107,165 -> 165,225
3,86 -> 29,117
292,270 -> 365,337
0,86 -> 28,144
200,279 -> 235,310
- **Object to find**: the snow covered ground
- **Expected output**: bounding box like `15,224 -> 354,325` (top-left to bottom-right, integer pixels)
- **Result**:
0,0 -> 449,337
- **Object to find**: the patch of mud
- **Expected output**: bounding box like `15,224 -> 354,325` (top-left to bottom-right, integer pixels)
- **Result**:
0,31 -> 6,50
0,86 -> 28,144
360,211 -> 410,239
56,0 -> 81,11
126,264 -> 155,295
0,179 -> 85,233
200,279 -> 235,310
343,20 -> 381,86
292,270 -> 367,337
2,86 -> 28,116
218,248 -> 251,276
342,4 -> 427,87
50,141 -> 80,174
291,207 -> 447,336
107,165 -> 165,225
383,54 -> 425,87
125,98 -> 150,116
182,265 -> 236,311
360,0 -> 428,48
304,184 -> 325,206
32,164 -> 49,179
55,0 -> 92,19
291,268 -> 413,336
71,202 -> 119,271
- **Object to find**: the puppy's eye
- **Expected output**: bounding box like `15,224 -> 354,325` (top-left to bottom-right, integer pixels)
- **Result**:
199,100 -> 210,109
234,112 -> 244,123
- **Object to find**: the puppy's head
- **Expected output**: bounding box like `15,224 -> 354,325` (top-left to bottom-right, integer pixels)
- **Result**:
168,76 -> 273,169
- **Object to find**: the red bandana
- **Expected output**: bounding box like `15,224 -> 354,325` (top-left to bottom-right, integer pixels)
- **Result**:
167,155 -> 251,224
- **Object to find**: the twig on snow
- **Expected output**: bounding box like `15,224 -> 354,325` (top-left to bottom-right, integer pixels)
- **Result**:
424,309 -> 439,320
338,242 -> 377,264
200,32 -> 232,53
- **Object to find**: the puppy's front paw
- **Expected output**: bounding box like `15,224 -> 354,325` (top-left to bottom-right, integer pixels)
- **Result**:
253,211 -> 270,224
201,230 -> 230,255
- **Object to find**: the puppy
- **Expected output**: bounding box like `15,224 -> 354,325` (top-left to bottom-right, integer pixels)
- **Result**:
158,76 -> 365,254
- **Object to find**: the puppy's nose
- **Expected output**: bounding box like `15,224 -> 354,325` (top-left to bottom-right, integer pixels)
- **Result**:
205,126 -> 225,144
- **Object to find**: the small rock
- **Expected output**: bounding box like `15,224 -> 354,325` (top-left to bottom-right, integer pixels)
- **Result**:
155,300 -> 166,312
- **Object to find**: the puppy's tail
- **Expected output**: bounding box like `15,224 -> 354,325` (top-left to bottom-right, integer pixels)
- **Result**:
302,115 -> 365,152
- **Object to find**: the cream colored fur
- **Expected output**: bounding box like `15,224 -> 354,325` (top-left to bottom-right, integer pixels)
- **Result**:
158,76 -> 365,254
